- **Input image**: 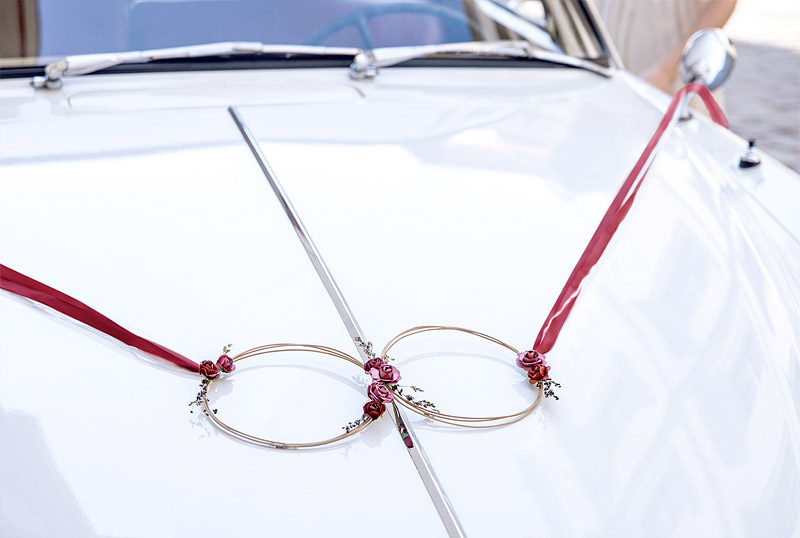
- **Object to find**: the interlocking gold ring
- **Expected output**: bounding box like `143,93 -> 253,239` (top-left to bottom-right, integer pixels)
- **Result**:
199,344 -> 372,449
381,326 -> 543,428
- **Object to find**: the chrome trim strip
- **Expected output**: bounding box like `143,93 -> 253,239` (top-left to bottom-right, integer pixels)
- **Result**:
582,0 -> 625,71
228,105 -> 365,344
228,106 -> 467,538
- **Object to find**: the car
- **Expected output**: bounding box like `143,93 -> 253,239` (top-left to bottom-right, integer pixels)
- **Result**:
1,1 -> 798,537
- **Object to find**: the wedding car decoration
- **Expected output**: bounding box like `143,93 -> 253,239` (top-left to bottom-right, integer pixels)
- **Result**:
0,83 -> 727,449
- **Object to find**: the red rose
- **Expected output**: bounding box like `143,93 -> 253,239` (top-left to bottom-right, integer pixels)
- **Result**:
363,400 -> 386,419
363,357 -> 384,374
199,360 -> 220,380
528,364 -> 551,383
370,364 -> 402,384
217,354 -> 235,373
516,350 -> 545,370
367,382 -> 395,403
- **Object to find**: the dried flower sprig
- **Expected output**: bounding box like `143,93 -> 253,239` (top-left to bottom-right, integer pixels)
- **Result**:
355,337 -> 376,361
189,379 -> 217,415
343,415 -> 369,433
535,378 -> 561,400
390,384 -> 438,412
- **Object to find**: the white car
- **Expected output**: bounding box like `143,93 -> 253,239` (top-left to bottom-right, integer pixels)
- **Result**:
1,1 -> 798,537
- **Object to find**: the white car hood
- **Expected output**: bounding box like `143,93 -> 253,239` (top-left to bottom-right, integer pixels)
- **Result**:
1,68 -> 799,538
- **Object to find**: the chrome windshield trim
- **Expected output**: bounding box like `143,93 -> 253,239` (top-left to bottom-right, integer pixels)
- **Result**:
228,106 -> 467,538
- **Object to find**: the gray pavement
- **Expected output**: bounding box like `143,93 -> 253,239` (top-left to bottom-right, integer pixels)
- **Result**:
725,0 -> 800,172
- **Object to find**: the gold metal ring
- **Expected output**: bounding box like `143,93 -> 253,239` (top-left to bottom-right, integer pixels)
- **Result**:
381,326 -> 544,428
199,344 -> 373,449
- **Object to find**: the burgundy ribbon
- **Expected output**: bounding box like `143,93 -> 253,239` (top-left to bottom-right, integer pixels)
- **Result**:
533,83 -> 728,353
0,83 -> 727,373
0,264 -> 200,373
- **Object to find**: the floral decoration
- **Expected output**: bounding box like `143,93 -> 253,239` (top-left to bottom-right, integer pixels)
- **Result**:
372,363 -> 402,384
191,345 -> 235,414
367,382 -> 395,403
516,349 -> 560,399
363,400 -> 386,419
363,357 -> 384,372
342,338 -> 438,434
199,344 -> 236,380
217,353 -> 235,373
199,360 -> 220,380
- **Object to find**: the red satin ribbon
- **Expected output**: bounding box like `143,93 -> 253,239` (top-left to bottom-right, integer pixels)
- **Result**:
0,264 -> 200,373
0,84 -> 727,372
533,83 -> 728,353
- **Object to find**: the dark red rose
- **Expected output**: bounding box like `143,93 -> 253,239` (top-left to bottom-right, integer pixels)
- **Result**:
363,357 -> 384,374
367,382 -> 395,403
516,350 -> 546,370
370,364 -> 402,384
199,360 -> 220,380
528,364 -> 551,383
363,400 -> 386,419
216,354 -> 235,373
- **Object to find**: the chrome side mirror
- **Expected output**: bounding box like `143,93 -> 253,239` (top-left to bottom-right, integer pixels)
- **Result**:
679,28 -> 737,90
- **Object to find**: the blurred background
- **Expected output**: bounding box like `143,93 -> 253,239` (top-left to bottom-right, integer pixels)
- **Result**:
591,0 -> 798,172
724,0 -> 799,172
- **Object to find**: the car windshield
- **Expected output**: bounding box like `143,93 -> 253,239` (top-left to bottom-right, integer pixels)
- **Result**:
0,0 -> 607,67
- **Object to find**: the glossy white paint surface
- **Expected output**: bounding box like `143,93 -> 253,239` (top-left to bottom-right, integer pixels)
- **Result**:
0,66 -> 798,537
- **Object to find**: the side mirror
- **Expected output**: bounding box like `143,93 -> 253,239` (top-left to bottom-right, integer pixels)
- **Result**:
679,28 -> 737,90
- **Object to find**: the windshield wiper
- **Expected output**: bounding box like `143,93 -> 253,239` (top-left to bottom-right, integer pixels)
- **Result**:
32,41 -> 361,89
31,39 -> 610,89
349,40 -> 610,78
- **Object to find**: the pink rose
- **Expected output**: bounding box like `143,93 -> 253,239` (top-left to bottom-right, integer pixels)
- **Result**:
367,382 -> 395,403
363,357 -> 384,374
199,360 -> 220,380
528,364 -> 551,383
516,350 -> 546,370
216,354 -> 235,373
370,364 -> 402,384
363,400 -> 386,419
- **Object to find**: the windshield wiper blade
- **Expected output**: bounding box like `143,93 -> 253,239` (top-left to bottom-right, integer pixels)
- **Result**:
31,39 -> 610,89
349,40 -> 610,78
32,41 -> 361,89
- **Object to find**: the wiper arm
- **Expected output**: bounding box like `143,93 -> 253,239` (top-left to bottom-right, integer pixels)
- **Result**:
32,41 -> 361,89
349,40 -> 610,78
31,39 -> 610,89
